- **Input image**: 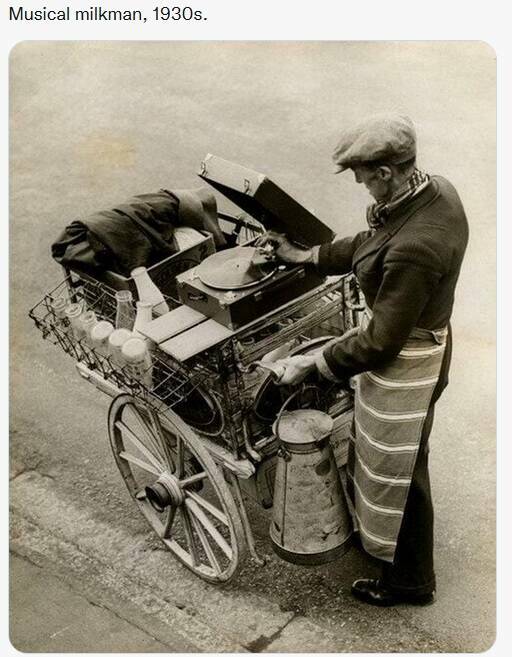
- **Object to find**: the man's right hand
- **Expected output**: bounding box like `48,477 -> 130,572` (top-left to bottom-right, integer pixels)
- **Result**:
255,231 -> 314,264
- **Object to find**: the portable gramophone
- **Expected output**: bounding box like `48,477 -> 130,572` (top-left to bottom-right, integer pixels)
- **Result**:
176,154 -> 335,330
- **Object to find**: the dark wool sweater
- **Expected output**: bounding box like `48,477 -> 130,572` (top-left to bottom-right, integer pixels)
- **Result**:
317,176 -> 469,380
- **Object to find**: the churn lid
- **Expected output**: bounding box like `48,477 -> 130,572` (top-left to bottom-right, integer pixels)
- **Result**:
274,409 -> 334,446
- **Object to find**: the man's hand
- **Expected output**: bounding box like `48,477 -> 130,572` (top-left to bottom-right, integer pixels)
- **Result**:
273,354 -> 317,386
255,231 -> 314,264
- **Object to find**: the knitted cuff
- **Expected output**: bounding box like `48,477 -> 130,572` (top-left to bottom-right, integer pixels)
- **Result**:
315,349 -> 344,383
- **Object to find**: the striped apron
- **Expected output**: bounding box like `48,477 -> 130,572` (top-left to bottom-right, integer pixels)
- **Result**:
347,311 -> 447,563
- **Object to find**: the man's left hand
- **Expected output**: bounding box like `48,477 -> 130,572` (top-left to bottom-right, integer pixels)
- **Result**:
274,355 -> 317,386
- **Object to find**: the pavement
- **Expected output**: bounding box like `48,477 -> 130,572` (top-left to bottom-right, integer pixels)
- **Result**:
9,42 -> 496,652
10,554 -> 174,653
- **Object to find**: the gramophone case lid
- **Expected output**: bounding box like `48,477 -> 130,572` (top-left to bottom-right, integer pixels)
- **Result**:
198,154 -> 335,248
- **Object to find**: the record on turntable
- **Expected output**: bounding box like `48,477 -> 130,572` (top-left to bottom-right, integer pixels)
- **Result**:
176,245 -> 324,331
195,246 -> 277,290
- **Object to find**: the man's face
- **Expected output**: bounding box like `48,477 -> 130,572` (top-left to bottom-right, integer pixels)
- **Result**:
351,165 -> 392,202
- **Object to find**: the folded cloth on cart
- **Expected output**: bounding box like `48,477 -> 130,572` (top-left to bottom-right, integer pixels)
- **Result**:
51,187 -> 226,278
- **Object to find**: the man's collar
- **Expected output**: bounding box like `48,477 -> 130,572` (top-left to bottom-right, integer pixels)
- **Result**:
367,168 -> 430,231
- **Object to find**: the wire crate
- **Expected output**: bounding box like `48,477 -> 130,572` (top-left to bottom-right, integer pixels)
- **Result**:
28,277 -> 211,413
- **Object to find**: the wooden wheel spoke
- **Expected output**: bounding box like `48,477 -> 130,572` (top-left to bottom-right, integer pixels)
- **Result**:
180,472 -> 207,488
116,420 -> 164,473
179,507 -> 199,566
147,410 -> 177,472
185,498 -> 233,559
189,509 -> 222,575
128,403 -> 161,445
162,506 -> 177,538
119,450 -> 160,477
185,490 -> 229,527
135,488 -> 147,500
175,436 -> 185,478
130,405 -> 168,465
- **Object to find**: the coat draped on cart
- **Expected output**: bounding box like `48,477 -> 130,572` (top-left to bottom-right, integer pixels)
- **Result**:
51,188 -> 226,278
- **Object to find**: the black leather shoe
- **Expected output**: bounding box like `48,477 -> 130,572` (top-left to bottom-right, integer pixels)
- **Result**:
351,578 -> 435,607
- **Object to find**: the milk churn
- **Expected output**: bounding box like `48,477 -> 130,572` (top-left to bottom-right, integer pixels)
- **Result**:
270,400 -> 353,565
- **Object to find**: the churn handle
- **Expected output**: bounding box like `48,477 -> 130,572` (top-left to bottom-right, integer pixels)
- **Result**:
273,385 -> 319,443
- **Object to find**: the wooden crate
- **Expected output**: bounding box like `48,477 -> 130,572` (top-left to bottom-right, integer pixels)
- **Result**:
73,232 -> 215,300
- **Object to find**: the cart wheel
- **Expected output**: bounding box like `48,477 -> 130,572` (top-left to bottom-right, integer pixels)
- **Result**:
108,394 -> 245,583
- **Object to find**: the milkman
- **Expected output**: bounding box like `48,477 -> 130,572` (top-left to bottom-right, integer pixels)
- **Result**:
257,113 -> 468,606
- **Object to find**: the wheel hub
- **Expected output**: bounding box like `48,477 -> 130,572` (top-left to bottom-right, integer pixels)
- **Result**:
145,472 -> 184,512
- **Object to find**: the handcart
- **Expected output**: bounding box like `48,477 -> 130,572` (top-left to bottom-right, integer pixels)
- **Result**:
30,183 -> 365,584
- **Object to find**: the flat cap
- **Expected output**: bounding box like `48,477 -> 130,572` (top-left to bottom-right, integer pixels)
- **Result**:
332,113 -> 416,173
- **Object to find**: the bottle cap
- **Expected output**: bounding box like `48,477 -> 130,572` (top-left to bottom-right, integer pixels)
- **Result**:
81,310 -> 97,324
64,302 -> 83,319
108,328 -> 132,348
51,296 -> 68,311
90,320 -> 114,342
136,301 -> 153,309
130,267 -> 146,277
115,289 -> 133,302
122,337 -> 149,363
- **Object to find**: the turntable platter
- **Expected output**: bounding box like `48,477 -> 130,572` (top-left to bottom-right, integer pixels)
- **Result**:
196,246 -> 277,290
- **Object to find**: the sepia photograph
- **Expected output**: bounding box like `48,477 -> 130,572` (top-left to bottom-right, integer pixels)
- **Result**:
9,41 -> 495,652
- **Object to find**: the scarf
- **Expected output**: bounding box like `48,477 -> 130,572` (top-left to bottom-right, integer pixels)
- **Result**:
366,168 -> 430,233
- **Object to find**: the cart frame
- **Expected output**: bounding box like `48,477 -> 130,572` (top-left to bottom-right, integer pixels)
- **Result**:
29,215 -> 364,582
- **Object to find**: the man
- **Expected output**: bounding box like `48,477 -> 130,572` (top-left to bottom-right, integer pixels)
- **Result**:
258,114 -> 468,606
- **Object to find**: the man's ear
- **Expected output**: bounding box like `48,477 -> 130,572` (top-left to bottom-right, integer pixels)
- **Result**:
377,165 -> 393,181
